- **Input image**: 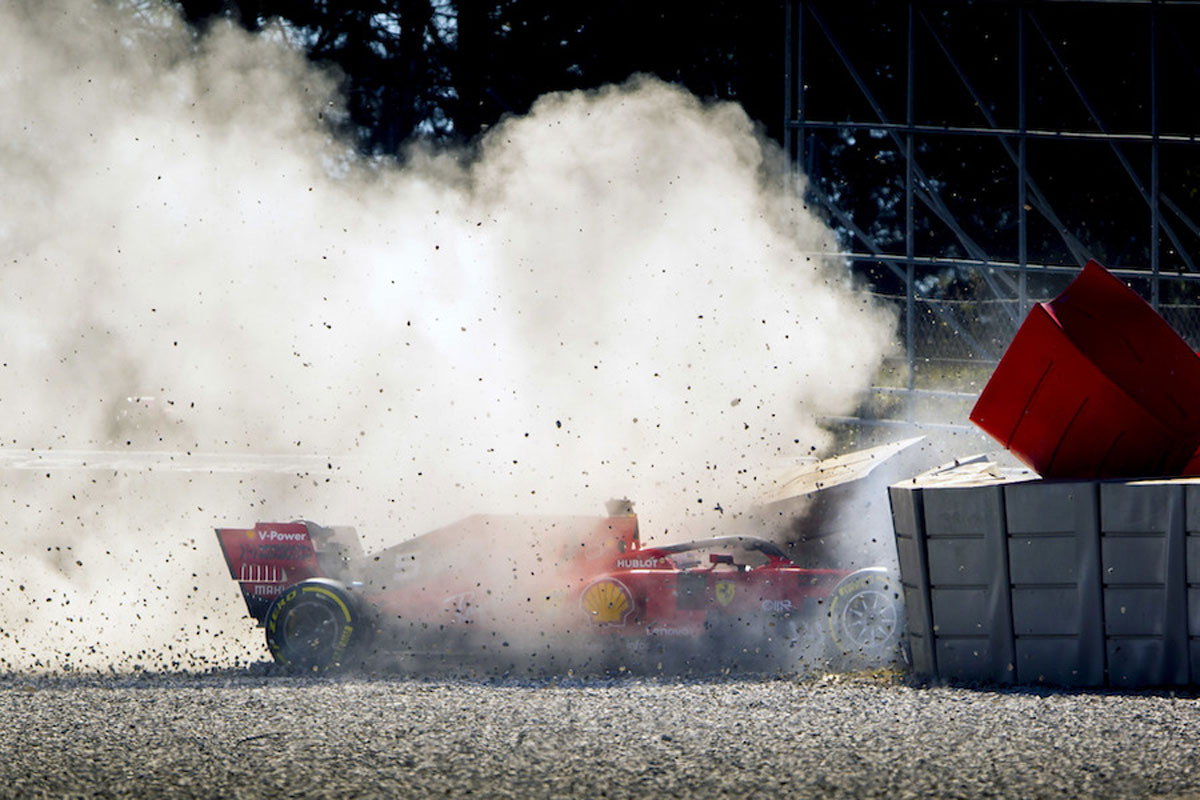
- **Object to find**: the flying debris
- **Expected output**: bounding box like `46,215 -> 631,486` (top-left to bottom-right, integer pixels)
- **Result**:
971,260 -> 1200,479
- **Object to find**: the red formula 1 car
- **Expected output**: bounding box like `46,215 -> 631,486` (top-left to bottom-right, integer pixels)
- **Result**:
216,501 -> 902,673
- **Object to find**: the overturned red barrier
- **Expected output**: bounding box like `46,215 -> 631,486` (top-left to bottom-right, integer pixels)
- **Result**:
969,260 -> 1200,479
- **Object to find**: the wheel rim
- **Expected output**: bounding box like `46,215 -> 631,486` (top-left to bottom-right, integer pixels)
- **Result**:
284,601 -> 342,662
840,589 -> 898,649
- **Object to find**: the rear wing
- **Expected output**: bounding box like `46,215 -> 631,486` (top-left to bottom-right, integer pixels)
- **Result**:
215,522 -> 361,623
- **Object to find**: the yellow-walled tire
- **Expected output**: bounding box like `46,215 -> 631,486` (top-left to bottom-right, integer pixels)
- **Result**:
827,568 -> 903,661
264,579 -> 363,671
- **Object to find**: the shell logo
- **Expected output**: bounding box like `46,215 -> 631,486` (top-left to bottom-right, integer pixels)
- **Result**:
581,578 -> 634,625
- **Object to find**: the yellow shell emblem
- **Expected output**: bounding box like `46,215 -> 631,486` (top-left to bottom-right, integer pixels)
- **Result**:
581,578 -> 634,625
715,581 -> 736,607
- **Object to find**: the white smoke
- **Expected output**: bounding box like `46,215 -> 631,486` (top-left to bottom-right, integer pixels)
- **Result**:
0,0 -> 896,671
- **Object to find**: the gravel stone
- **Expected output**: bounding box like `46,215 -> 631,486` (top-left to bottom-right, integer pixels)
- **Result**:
2,670 -> 1199,799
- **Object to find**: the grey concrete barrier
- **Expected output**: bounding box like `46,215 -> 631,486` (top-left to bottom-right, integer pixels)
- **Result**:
890,464 -> 1200,687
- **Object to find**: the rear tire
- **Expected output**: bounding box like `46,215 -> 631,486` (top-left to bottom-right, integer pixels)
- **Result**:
265,579 -> 365,671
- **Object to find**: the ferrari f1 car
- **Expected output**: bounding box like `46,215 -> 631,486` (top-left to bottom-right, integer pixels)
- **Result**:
216,500 -> 903,673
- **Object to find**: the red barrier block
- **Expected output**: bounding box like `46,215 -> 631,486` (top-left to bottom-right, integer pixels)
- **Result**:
970,261 -> 1200,479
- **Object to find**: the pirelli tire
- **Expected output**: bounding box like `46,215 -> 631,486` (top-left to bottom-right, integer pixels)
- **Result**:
826,568 -> 903,663
264,579 -> 367,671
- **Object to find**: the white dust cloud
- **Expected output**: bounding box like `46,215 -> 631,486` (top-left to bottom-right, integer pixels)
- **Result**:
0,0 -> 896,671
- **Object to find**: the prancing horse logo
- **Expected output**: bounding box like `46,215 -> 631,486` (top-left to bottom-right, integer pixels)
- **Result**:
715,581 -> 736,607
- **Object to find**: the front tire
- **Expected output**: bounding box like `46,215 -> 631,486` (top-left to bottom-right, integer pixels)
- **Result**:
265,579 -> 364,671
827,568 -> 903,663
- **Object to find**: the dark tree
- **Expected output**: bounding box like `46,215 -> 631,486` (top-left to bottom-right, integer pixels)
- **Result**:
177,0 -> 456,152
173,1 -> 787,150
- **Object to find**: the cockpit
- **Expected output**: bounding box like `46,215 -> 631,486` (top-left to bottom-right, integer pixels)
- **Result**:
654,536 -> 789,571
